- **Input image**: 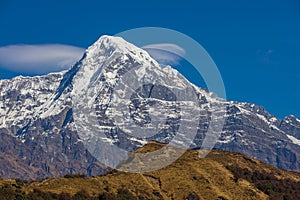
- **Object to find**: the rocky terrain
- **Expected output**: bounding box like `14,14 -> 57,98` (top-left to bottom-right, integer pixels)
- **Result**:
0,35 -> 299,179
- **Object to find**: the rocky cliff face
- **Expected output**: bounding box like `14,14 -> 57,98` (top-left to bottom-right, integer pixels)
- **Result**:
0,36 -> 299,179
0,73 -> 107,179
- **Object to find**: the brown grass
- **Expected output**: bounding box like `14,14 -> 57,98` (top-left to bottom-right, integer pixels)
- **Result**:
1,142 -> 300,200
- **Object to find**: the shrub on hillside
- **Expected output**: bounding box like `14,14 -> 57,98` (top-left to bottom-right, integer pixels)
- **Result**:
15,178 -> 28,186
185,192 -> 200,200
73,189 -> 92,200
226,164 -> 300,200
117,188 -> 137,200
64,174 -> 87,179
98,192 -> 117,200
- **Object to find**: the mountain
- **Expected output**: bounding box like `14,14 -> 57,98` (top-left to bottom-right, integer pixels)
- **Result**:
0,35 -> 300,179
1,142 -> 300,200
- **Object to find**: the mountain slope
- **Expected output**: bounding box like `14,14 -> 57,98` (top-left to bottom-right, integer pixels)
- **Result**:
1,142 -> 300,200
0,35 -> 299,179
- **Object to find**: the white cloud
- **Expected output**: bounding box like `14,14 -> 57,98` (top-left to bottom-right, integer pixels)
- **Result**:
142,43 -> 185,66
0,44 -> 85,74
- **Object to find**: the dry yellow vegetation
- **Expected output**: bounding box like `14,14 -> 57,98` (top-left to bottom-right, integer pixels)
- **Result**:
1,142 -> 300,200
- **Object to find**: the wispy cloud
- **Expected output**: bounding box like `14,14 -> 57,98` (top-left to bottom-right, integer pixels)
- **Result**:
142,43 -> 185,66
0,44 -> 85,74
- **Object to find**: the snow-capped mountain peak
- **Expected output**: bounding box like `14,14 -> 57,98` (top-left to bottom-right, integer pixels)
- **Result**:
0,35 -> 300,179
85,35 -> 157,68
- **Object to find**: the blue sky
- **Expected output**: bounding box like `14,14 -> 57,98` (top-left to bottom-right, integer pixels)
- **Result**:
0,0 -> 299,119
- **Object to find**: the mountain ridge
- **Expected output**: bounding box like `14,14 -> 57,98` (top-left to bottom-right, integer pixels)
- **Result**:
1,142 -> 300,200
0,35 -> 300,179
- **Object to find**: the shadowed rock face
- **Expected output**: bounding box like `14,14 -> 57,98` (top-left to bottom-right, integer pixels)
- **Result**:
280,115 -> 300,139
0,109 -> 107,180
0,35 -> 299,179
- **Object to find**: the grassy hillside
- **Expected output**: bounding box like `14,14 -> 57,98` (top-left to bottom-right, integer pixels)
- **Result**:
1,142 -> 300,200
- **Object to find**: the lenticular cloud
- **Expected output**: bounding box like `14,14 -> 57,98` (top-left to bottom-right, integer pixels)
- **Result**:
142,43 -> 185,66
0,44 -> 85,74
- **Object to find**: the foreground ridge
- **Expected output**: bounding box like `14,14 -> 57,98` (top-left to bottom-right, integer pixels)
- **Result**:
0,145 -> 300,200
